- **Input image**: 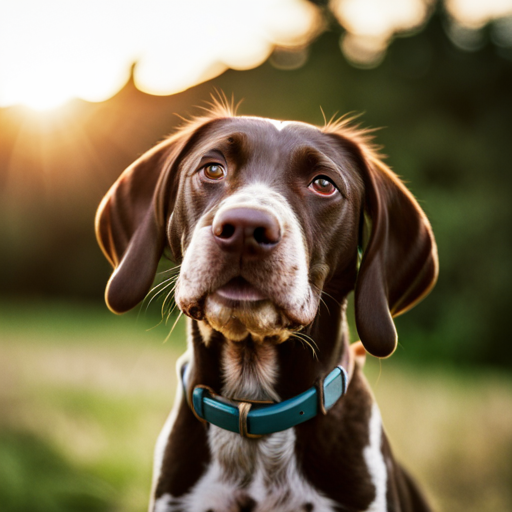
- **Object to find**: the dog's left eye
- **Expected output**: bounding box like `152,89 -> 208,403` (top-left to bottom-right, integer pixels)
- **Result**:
202,164 -> 226,181
309,176 -> 337,196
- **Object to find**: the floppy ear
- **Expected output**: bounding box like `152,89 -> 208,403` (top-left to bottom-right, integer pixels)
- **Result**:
95,133 -> 190,314
327,128 -> 438,358
353,150 -> 438,357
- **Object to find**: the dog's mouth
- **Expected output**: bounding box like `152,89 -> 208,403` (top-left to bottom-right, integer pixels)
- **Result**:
197,275 -> 294,342
177,270 -> 318,343
214,276 -> 268,304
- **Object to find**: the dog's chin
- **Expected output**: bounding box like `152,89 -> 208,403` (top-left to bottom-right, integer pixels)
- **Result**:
177,277 -> 319,343
203,293 -> 293,343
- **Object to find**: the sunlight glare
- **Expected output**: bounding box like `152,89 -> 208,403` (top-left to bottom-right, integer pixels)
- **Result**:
0,0 -> 319,109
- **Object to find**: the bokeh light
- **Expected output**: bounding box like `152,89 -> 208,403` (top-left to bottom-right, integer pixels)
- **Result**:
446,0 -> 512,28
331,0 -> 512,66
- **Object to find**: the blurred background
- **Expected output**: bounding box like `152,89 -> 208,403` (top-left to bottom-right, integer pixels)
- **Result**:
1,0 -> 512,511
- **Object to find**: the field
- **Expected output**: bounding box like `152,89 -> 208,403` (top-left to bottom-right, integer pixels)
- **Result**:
1,301 -> 511,512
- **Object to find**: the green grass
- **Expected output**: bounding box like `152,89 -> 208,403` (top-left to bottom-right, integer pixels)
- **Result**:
1,300 -> 512,512
0,430 -> 115,512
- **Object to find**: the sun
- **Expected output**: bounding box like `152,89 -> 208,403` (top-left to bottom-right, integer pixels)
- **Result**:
21,91 -> 73,112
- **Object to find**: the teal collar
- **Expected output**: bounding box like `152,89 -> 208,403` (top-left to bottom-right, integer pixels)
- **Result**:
183,364 -> 348,438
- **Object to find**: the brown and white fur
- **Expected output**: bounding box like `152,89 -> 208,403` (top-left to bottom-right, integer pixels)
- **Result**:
96,103 -> 438,512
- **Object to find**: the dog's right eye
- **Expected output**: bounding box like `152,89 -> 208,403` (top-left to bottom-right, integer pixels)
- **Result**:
201,163 -> 226,181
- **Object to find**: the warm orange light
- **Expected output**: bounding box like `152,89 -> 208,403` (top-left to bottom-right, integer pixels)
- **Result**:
16,92 -> 71,113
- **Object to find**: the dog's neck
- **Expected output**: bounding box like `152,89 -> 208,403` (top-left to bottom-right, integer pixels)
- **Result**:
187,294 -> 349,402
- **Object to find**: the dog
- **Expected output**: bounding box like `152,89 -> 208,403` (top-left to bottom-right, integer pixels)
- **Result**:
96,102 -> 438,512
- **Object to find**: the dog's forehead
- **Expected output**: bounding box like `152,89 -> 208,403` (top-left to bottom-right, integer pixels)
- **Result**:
200,116 -> 330,155
238,116 -> 316,135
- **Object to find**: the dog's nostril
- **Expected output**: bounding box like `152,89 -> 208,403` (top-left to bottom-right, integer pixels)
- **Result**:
254,227 -> 267,244
216,223 -> 235,239
253,226 -> 280,245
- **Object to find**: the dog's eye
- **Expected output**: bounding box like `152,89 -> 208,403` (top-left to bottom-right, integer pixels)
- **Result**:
309,176 -> 337,196
202,163 -> 226,181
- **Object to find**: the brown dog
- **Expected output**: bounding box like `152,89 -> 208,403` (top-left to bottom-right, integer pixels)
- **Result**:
96,103 -> 437,512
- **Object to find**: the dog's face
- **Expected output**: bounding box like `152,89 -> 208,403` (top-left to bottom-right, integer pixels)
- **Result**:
170,118 -> 364,342
96,112 -> 438,357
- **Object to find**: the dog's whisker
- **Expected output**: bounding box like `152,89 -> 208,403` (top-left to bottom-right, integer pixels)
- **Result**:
163,288 -> 181,323
291,335 -> 318,360
164,311 -> 184,343
146,317 -> 164,332
290,332 -> 319,359
146,276 -> 177,300
161,283 -> 179,319
300,337 -> 320,358
158,265 -> 181,276
162,300 -> 177,323
294,331 -> 319,351
165,303 -> 179,325
318,294 -> 330,315
319,289 -> 342,308
146,275 -> 178,298
143,277 -> 179,313
310,283 -> 338,313
145,286 -> 173,312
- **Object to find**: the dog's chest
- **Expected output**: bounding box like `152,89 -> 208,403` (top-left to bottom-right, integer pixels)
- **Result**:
178,341 -> 336,512
178,426 -> 336,512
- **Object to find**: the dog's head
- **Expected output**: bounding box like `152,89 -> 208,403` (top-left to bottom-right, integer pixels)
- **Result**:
96,111 -> 437,358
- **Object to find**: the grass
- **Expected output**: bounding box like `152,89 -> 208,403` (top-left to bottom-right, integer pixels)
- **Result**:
365,363 -> 512,511
1,300 -> 511,512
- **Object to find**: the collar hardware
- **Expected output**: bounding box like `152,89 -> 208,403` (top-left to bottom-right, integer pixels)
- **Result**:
238,402 -> 253,438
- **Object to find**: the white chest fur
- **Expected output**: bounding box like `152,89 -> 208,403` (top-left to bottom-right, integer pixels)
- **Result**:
176,426 -> 336,512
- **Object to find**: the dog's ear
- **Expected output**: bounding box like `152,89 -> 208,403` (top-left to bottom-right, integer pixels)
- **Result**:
355,148 -> 438,357
328,129 -> 438,358
95,128 -> 196,314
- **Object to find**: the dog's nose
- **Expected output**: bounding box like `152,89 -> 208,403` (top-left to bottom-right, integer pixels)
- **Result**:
212,207 -> 281,255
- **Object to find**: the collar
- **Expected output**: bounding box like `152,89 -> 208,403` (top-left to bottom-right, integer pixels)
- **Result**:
182,342 -> 361,438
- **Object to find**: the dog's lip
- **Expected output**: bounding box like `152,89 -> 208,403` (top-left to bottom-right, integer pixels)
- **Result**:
214,276 -> 267,302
